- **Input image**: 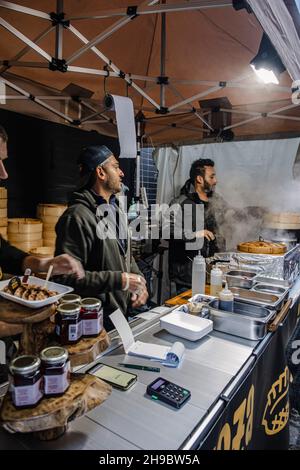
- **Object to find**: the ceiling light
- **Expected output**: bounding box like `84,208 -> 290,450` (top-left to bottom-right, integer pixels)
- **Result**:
250,33 -> 286,85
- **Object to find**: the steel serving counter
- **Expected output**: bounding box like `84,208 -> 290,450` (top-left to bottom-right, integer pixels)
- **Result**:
0,297 -> 299,450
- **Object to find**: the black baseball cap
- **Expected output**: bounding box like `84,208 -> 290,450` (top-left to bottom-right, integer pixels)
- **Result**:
78,145 -> 114,171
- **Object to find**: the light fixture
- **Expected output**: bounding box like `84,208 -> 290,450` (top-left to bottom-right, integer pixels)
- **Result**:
250,33 -> 286,85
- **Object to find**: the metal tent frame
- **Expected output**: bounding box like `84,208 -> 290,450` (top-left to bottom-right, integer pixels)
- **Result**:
0,0 -> 298,134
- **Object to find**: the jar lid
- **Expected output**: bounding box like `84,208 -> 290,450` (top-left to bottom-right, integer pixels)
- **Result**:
40,346 -> 68,364
81,297 -> 102,308
57,302 -> 81,315
60,293 -> 82,304
10,355 -> 41,375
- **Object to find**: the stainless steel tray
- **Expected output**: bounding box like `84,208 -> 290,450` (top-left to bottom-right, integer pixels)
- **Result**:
208,299 -> 275,340
230,287 -> 284,310
251,283 -> 287,296
226,269 -> 259,289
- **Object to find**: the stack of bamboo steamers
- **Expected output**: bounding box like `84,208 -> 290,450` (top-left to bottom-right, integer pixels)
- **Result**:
5,203 -> 67,257
0,187 -> 8,239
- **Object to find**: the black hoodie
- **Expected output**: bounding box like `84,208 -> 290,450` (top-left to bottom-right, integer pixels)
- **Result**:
54,189 -> 142,330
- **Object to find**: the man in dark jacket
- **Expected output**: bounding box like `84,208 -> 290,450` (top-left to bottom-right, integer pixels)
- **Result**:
55,145 -> 148,330
168,158 -> 225,292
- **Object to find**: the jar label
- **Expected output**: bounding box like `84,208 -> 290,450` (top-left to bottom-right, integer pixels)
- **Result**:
82,315 -> 102,336
11,378 -> 43,407
68,320 -> 82,341
44,362 -> 70,395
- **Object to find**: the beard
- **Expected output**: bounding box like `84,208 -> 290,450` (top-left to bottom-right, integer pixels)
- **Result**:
204,180 -> 215,198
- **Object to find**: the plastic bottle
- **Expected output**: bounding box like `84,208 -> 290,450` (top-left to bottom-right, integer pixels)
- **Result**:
210,267 -> 223,297
192,252 -> 206,297
219,282 -> 234,312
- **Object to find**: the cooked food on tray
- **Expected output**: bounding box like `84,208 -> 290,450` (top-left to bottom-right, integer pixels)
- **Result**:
3,277 -> 57,301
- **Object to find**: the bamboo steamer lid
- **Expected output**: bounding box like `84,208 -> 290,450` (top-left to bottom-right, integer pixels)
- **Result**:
0,218 -> 7,227
0,226 -> 7,239
0,208 -> 7,218
0,199 -> 7,209
29,246 -> 55,258
8,218 -> 42,234
37,203 -> 67,218
8,232 -> 43,242
0,188 -> 7,199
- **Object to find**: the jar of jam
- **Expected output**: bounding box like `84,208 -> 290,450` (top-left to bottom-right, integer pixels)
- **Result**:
59,293 -> 81,305
81,298 -> 103,337
40,346 -> 70,397
55,302 -> 82,344
9,355 -> 43,409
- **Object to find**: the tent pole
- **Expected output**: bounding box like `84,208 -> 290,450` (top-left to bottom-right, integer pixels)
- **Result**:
169,85 -> 222,111
0,1 -> 50,20
1,77 -> 74,123
136,120 -> 141,199
160,3 -> 166,108
0,17 -> 52,61
55,0 -> 64,60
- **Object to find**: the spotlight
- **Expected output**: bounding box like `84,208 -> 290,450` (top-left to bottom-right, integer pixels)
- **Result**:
250,33 -> 286,85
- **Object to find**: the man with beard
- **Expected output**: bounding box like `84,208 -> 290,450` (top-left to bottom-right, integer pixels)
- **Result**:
168,158 -> 222,292
54,145 -> 148,331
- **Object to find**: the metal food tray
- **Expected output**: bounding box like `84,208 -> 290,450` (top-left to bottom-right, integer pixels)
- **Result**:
251,283 -> 287,296
230,286 -> 286,310
226,269 -> 259,289
208,299 -> 275,340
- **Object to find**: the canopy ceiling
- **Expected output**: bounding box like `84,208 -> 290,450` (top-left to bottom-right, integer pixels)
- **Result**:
0,0 -> 299,145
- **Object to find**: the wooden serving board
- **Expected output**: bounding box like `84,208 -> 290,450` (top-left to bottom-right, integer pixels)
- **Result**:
66,329 -> 111,367
0,374 -> 112,439
0,299 -> 56,324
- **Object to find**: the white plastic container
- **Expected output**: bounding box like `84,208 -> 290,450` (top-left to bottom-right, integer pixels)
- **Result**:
160,311 -> 213,341
219,282 -> 234,312
210,267 -> 223,297
192,252 -> 206,297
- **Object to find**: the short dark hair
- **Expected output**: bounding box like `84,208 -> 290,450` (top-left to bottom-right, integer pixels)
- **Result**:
189,158 -> 214,183
0,125 -> 8,142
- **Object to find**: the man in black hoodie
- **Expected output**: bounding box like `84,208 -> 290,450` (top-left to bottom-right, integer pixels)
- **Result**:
55,145 -> 148,330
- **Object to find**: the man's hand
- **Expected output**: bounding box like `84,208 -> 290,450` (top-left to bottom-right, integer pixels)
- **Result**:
121,273 -> 147,293
131,285 -> 149,308
196,229 -> 215,241
43,254 -> 85,279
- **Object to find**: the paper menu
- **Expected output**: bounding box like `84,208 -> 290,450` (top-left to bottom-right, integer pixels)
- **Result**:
109,309 -> 185,367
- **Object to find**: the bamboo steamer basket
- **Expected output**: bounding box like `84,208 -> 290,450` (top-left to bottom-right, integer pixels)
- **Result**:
0,218 -> 7,227
263,212 -> 300,229
0,208 -> 7,219
39,215 -> 61,225
0,199 -> 7,209
0,188 -> 7,199
0,226 -> 7,239
42,223 -> 58,231
29,246 -> 55,258
8,218 -> 42,234
43,238 -> 56,247
37,203 -> 67,218
13,239 -> 43,251
8,232 -> 43,242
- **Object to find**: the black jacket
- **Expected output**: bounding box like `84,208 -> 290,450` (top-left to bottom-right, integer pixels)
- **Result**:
168,192 -> 220,289
54,189 -> 142,330
0,237 -> 27,275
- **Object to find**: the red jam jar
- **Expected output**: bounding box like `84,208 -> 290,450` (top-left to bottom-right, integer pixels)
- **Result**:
55,303 -> 82,344
40,346 -> 70,397
59,293 -> 81,305
81,298 -> 103,337
9,355 -> 43,409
